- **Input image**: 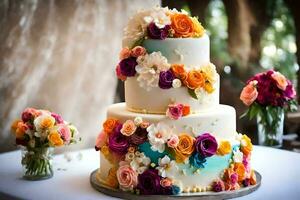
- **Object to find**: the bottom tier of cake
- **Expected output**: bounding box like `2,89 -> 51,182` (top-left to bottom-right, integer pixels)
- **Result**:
95,103 -> 256,195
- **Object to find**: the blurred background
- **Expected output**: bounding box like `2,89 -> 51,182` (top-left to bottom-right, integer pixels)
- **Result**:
0,0 -> 299,153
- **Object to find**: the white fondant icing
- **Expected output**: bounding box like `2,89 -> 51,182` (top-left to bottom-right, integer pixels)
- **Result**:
125,75 -> 220,114
142,34 -> 210,68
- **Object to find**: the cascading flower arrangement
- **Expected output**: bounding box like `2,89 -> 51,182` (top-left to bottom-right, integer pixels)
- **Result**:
11,108 -> 80,180
240,70 -> 298,147
95,116 -> 256,195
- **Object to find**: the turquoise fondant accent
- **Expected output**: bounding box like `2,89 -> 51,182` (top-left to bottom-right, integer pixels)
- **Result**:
138,142 -> 170,164
177,144 -> 239,175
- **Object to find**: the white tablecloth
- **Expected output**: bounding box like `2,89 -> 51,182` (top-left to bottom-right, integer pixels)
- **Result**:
0,146 -> 300,200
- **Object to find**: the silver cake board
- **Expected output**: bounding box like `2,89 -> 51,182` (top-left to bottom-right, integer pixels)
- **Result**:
90,169 -> 261,200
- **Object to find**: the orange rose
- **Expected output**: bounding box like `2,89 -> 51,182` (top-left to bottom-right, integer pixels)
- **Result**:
223,168 -> 235,183
185,70 -> 205,89
11,119 -> 22,132
170,13 -> 195,38
240,81 -> 258,106
233,163 -> 246,182
106,167 -> 119,188
240,135 -> 253,156
171,64 -> 187,81
182,105 -> 190,116
103,118 -> 119,134
217,141 -> 232,156
15,121 -> 28,139
48,130 -> 64,147
174,134 -> 195,163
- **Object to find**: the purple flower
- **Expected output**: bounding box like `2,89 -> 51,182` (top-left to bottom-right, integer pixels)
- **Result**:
51,113 -> 64,124
195,133 -> 218,157
212,180 -> 225,192
159,70 -> 175,89
147,22 -> 170,40
129,127 -> 148,145
243,178 -> 250,187
137,169 -> 161,195
119,57 -> 137,77
108,126 -> 129,154
284,80 -> 296,99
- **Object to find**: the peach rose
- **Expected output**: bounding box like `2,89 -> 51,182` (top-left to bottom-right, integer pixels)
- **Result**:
119,47 -> 131,60
249,170 -> 257,185
160,178 -> 173,187
240,81 -> 258,106
185,70 -> 205,89
95,131 -> 108,150
171,64 -> 187,81
217,141 -> 232,156
15,121 -> 28,139
174,134 -> 195,163
233,163 -> 246,182
103,118 -> 119,134
48,130 -> 64,147
240,135 -> 253,156
167,135 -> 179,148
120,120 -> 137,136
116,164 -> 138,191
131,46 -> 146,57
170,13 -> 194,38
271,71 -> 288,90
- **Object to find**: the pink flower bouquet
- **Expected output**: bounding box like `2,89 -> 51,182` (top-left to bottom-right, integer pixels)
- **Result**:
240,70 -> 297,146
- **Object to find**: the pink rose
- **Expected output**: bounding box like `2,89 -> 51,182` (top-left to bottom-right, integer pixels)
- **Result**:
119,47 -> 131,60
240,81 -> 258,106
160,178 -> 172,187
120,120 -> 137,136
21,108 -> 38,122
115,65 -> 127,81
167,135 -> 179,148
95,131 -> 108,151
57,124 -> 71,144
131,46 -> 146,57
243,153 -> 251,176
166,103 -> 184,120
271,71 -> 288,90
116,164 -> 138,191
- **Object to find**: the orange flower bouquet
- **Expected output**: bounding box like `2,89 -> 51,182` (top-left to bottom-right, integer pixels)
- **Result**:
11,108 -> 80,180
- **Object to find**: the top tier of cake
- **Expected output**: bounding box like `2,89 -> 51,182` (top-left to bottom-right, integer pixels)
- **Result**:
118,7 -> 220,114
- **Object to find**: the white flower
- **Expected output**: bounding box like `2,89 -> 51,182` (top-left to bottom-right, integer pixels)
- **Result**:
127,151 -> 151,174
156,155 -> 176,177
147,122 -> 173,153
33,114 -> 55,132
172,79 -> 182,88
136,52 -> 170,91
122,9 -> 151,48
233,149 -> 243,163
133,117 -> 143,126
143,7 -> 171,29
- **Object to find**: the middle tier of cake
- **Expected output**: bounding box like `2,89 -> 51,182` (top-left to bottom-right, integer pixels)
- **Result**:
107,103 -> 237,142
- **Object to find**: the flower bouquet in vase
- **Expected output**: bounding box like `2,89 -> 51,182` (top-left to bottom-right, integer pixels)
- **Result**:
11,108 -> 80,180
240,70 -> 298,147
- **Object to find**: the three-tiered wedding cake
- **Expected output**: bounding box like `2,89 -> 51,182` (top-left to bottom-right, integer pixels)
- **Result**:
95,7 -> 256,195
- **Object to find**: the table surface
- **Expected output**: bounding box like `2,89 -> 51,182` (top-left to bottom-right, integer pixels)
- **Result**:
0,146 -> 300,200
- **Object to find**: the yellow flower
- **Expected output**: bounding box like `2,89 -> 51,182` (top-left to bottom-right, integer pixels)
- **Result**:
240,135 -> 253,156
201,63 -> 217,84
217,141 -> 232,155
204,82 -> 214,94
48,130 -> 64,147
106,167 -> 119,188
191,17 -> 205,37
100,145 -> 110,156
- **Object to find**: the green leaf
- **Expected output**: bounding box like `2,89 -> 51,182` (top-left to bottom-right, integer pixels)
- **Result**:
188,88 -> 198,99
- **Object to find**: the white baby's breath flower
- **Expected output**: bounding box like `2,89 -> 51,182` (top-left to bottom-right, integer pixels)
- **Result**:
134,117 -> 143,126
233,149 -> 243,163
136,52 -> 170,91
172,79 -> 182,88
127,151 -> 151,174
147,122 -> 173,153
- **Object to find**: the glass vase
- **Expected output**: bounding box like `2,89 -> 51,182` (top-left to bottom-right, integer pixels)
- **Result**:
257,109 -> 284,148
21,147 -> 54,180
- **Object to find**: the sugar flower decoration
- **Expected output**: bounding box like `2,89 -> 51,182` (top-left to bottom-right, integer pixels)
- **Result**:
120,120 -> 137,136
195,133 -> 218,157
147,122 -> 173,153
125,151 -> 151,174
233,148 -> 243,163
156,155 -> 176,177
144,7 -> 171,29
136,52 -> 170,91
117,162 -> 138,191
